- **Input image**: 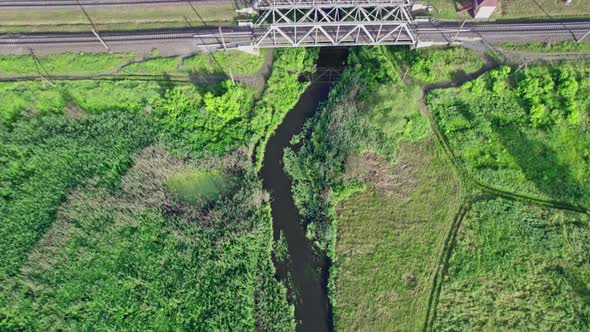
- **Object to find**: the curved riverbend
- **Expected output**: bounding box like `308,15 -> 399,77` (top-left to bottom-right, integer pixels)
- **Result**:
261,48 -> 347,331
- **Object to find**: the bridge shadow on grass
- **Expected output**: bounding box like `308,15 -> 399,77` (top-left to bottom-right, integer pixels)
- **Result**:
493,123 -> 585,208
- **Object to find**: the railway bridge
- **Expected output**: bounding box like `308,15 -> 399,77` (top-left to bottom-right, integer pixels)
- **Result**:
2,0 -> 590,55
251,0 -> 417,48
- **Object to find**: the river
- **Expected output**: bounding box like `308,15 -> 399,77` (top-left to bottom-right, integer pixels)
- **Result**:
261,48 -> 347,332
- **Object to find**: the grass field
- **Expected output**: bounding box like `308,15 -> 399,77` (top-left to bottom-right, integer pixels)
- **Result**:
0,50 -> 268,77
435,198 -> 590,331
333,139 -> 463,331
0,48 -> 317,330
0,4 -> 238,33
426,0 -> 590,20
499,40 -> 590,54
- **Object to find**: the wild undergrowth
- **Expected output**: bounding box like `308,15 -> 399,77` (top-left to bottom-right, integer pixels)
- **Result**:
0,48 -> 317,330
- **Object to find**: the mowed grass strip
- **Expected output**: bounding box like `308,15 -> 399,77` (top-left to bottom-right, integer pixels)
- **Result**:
0,52 -> 136,76
0,4 -> 238,33
333,139 -> 463,332
427,0 -> 590,20
435,198 -> 590,331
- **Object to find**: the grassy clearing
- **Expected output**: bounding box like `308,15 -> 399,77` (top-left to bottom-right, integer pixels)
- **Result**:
168,169 -> 226,203
435,198 -> 590,331
427,63 -> 590,207
426,0 -> 590,20
0,4 -> 238,33
0,50 -> 267,78
0,48 -> 318,330
333,139 -> 463,331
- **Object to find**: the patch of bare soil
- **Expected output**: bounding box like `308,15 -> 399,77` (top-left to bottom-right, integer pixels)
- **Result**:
63,102 -> 89,120
345,150 -> 418,201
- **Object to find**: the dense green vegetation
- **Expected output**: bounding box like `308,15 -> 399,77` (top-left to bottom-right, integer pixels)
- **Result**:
285,46 -> 482,253
0,48 -> 317,330
435,198 -> 590,331
283,45 -> 483,330
428,63 -> 590,207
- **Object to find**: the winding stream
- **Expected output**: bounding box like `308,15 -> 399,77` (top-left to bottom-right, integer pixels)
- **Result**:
261,48 -> 347,331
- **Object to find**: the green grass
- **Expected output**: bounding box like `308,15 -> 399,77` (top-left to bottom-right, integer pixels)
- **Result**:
0,4 -> 238,33
0,50 -> 267,78
0,52 -> 135,76
499,40 -> 590,54
333,139 -> 463,332
435,198 -> 590,331
168,169 -> 226,203
426,0 -> 590,20
427,63 -> 590,208
121,50 -> 268,76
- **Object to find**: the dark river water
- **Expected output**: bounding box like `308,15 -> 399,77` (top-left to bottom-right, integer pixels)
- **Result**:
261,48 -> 347,332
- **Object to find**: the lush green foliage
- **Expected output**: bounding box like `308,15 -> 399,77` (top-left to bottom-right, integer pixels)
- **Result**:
285,46 -> 431,252
1,148 -> 294,331
0,80 -> 162,122
435,198 -> 590,331
428,63 -> 590,207
390,46 -> 485,85
0,111 -> 156,281
0,48 -> 318,330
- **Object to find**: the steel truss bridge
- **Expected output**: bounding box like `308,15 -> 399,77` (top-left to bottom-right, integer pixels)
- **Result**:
251,0 -> 416,48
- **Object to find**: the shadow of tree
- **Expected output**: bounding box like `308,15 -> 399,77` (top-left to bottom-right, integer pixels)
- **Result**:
494,123 -> 584,206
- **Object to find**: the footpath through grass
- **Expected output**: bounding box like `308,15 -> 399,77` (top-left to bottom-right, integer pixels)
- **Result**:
0,48 -> 317,330
435,198 -> 590,331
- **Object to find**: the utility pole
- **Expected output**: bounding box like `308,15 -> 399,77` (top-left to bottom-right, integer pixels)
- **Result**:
578,29 -> 590,43
450,19 -> 467,45
76,0 -> 110,51
30,49 -> 56,87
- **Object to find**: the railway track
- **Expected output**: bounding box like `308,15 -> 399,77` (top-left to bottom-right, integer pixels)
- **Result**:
0,0 -> 236,9
0,27 -> 253,47
1,20 -> 590,52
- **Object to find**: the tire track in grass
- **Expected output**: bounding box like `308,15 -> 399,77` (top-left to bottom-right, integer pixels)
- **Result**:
420,75 -> 590,331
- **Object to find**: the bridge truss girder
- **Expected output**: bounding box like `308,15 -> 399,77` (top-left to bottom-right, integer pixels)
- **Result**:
255,3 -> 413,26
253,0 -> 416,48
255,22 -> 415,47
